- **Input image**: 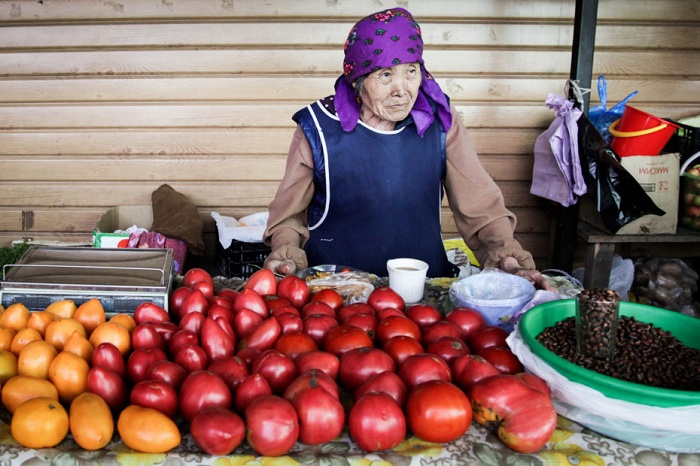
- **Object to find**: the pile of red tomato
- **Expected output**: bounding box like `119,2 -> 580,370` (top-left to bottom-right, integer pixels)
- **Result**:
91,267 -> 557,456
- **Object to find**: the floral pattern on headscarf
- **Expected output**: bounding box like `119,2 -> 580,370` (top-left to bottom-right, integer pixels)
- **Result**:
335,8 -> 452,136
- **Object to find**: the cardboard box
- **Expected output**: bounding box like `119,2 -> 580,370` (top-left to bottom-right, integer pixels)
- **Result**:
93,206 -> 188,274
580,153 -> 680,235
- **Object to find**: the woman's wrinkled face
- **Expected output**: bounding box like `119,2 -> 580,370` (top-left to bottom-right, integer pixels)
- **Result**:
358,62 -> 422,127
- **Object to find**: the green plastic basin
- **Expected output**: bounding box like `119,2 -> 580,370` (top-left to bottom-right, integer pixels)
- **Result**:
519,299 -> 700,407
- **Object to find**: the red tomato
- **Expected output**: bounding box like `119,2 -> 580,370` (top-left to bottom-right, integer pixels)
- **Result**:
398,353 -> 452,389
131,323 -> 165,351
182,268 -> 214,289
451,354 -> 500,391
515,373 -> 551,397
233,308 -> 264,339
178,289 -> 210,320
271,305 -> 300,318
178,310 -> 206,335
375,316 -> 421,345
405,304 -> 442,328
214,316 -> 236,343
200,317 -> 235,362
273,332 -> 318,360
236,347 -> 261,370
245,395 -> 299,457
339,347 -> 396,393
421,320 -> 461,347
406,380 -> 472,443
323,325 -> 373,357
234,373 -> 272,414
477,346 -> 524,375
127,347 -> 168,384
239,317 -> 281,352
426,336 -> 470,365
169,287 -> 192,321
179,370 -> 232,421
86,366 -> 127,413
190,406 -> 245,456
377,308 -> 405,320
283,369 -> 339,403
277,275 -> 311,309
217,288 -> 239,303
468,374 -> 557,454
207,355 -> 249,394
146,359 -> 188,390
337,303 -> 375,324
292,384 -> 345,445
130,379 -> 179,418
244,268 -> 278,296
234,289 -> 269,319
264,296 -> 292,313
134,302 -> 170,325
348,392 -> 406,452
207,305 -> 236,328
294,350 -> 340,380
342,313 -> 377,336
300,301 -> 335,319
354,370 -> 407,407
469,325 -> 509,353
209,295 -> 233,310
191,279 -> 215,300
173,344 -> 208,373
445,307 -> 487,341
251,349 -> 297,394
367,286 -> 405,313
168,329 -> 199,356
274,312 -> 304,335
150,321 -> 177,346
310,288 -> 344,312
91,342 -> 126,379
382,335 -> 424,366
302,314 -> 339,347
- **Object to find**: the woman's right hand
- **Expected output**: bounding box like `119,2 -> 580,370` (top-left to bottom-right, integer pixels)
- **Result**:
263,245 -> 308,276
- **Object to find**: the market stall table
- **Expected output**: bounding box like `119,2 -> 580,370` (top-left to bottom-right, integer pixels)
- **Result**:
1,412 -> 697,465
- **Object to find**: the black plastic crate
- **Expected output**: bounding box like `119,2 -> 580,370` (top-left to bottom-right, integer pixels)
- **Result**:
663,119 -> 700,163
216,239 -> 271,280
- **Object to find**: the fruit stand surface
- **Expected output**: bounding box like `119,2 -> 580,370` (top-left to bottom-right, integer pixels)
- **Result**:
0,413 -> 696,466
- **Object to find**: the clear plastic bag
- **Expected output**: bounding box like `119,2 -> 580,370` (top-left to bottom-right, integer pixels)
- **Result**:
507,328 -> 700,453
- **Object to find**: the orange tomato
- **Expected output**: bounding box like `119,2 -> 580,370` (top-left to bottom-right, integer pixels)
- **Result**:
2,375 -> 59,413
69,392 -> 114,450
11,396 -> 69,448
0,327 -> 17,352
45,299 -> 77,319
117,404 -> 181,453
89,321 -> 131,357
0,303 -> 31,331
109,313 -> 136,333
73,299 -> 106,336
10,327 -> 42,356
27,311 -> 59,338
48,351 -> 89,404
17,339 -> 57,379
0,349 -> 18,385
62,331 -> 94,362
44,318 -> 86,352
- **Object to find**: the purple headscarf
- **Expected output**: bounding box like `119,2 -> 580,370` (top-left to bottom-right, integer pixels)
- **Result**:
335,8 -> 452,136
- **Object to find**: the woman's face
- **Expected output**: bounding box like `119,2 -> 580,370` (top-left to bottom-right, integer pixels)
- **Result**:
358,62 -> 422,128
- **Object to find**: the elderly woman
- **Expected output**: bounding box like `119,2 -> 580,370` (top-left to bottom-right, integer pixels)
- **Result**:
264,8 -> 549,289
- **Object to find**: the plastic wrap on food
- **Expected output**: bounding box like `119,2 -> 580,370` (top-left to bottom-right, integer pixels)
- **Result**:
304,270 -> 375,304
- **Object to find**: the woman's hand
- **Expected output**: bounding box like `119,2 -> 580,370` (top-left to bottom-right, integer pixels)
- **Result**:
499,257 -> 555,291
263,245 -> 308,276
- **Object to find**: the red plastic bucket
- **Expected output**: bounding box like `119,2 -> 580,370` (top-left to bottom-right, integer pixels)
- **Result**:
609,106 -> 679,156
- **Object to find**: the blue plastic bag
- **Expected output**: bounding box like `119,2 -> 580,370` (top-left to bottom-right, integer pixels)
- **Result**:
588,75 -> 638,144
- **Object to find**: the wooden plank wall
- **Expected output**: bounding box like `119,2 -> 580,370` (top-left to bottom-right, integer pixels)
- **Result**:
1,0 -> 698,271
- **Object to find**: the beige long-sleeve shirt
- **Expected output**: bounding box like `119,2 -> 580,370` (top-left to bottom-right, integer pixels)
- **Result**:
264,103 -> 536,270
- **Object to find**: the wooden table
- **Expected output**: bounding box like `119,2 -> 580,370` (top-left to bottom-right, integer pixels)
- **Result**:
576,221 -> 700,288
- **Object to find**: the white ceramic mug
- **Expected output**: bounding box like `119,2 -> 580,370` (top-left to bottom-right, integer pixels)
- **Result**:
386,258 -> 429,304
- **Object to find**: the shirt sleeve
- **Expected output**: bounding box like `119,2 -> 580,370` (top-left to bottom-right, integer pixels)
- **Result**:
263,125 -> 315,247
443,104 -> 537,269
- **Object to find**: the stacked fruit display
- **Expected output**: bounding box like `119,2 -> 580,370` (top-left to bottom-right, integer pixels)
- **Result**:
0,267 -> 557,456
681,164 -> 700,231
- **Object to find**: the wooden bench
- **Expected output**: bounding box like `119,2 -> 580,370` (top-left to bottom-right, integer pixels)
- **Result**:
576,221 -> 700,288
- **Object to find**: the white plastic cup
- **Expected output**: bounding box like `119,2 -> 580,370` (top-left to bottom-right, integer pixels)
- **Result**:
387,258 -> 429,304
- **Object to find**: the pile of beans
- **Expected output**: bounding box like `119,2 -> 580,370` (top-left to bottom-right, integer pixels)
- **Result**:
537,316 -> 700,391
